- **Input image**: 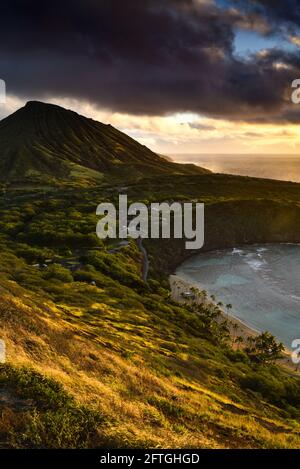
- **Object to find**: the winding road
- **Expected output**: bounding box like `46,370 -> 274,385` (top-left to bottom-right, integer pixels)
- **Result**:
137,237 -> 149,282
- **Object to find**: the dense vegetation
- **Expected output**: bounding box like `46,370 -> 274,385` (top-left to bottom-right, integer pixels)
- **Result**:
1,102 -> 300,448
0,180 -> 300,449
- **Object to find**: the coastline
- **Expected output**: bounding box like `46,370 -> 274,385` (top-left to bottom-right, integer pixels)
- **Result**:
169,273 -> 294,370
169,274 -> 258,342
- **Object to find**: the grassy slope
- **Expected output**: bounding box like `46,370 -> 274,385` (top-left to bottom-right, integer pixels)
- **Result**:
1,176 -> 300,448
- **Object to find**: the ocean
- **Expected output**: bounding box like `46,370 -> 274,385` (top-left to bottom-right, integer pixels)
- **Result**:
176,244 -> 300,348
170,154 -> 300,183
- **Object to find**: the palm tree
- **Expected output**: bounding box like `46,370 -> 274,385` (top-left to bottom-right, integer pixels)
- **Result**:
232,322 -> 239,345
235,336 -> 244,350
226,303 -> 232,319
201,290 -> 208,303
233,321 -> 238,333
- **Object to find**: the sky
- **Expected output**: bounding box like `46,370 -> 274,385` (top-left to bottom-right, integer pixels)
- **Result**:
0,0 -> 300,155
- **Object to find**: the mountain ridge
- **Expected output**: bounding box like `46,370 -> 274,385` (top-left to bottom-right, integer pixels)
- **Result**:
0,101 -> 209,185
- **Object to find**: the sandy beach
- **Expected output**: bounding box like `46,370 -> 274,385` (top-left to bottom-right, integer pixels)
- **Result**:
170,274 -> 257,341
169,274 -> 295,371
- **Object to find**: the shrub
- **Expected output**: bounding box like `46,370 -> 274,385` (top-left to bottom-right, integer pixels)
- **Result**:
43,264 -> 73,283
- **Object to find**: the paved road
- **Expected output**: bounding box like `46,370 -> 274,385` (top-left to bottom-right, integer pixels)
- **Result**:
137,237 -> 149,282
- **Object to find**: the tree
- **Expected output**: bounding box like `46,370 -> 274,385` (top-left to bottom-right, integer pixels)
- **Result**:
226,303 -> 232,319
245,332 -> 284,364
231,322 -> 239,345
200,290 -> 207,302
235,336 -> 244,350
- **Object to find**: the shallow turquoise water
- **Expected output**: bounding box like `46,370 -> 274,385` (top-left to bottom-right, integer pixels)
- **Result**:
176,245 -> 300,347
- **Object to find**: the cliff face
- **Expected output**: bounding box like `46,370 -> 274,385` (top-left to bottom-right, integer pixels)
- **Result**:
144,195 -> 300,276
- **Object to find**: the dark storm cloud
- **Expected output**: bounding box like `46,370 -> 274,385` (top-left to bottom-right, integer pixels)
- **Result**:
236,0 -> 300,29
0,0 -> 299,120
229,0 -> 300,39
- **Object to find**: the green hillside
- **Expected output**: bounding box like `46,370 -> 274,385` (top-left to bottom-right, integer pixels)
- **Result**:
1,103 -> 300,448
0,101 -> 208,186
